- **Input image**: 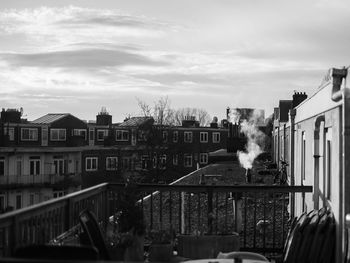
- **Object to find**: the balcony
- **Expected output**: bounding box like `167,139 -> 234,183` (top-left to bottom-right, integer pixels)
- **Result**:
0,173 -> 81,189
0,182 -> 312,259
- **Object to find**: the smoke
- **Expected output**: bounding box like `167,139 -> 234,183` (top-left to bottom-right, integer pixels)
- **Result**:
237,110 -> 266,169
228,108 -> 241,124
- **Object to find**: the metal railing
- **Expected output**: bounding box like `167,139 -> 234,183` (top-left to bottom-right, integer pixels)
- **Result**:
0,183 -> 312,257
0,173 -> 81,187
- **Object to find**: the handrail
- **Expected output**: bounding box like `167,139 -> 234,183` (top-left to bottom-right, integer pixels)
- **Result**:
108,182 -> 313,193
0,182 -> 313,257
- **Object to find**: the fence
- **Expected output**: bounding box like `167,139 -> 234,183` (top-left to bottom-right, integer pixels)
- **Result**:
0,183 -> 312,257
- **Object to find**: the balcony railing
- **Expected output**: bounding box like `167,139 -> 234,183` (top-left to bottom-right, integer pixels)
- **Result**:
0,173 -> 81,188
0,183 -> 312,257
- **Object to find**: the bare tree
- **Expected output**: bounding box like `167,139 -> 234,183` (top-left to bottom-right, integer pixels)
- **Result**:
173,107 -> 211,126
136,97 -> 211,126
136,97 -> 152,117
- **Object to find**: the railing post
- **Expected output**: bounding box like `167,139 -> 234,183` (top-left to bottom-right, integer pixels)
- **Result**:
207,187 -> 213,235
9,216 -> 18,256
64,198 -> 71,231
104,186 -> 110,229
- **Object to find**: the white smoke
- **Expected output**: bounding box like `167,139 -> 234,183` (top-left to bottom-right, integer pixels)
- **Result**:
229,109 -> 241,124
237,110 -> 266,169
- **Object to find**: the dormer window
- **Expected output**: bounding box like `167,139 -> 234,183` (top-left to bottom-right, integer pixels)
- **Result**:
50,129 -> 66,141
116,130 -> 129,141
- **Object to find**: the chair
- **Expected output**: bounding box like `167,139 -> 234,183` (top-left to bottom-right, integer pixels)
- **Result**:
79,209 -> 111,260
217,208 -> 335,263
14,244 -> 99,260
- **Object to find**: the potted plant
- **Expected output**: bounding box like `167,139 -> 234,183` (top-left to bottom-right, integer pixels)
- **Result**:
108,178 -> 146,261
148,229 -> 174,262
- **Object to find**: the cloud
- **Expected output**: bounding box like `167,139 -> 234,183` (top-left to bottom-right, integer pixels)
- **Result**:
0,6 -> 171,48
0,48 -> 168,68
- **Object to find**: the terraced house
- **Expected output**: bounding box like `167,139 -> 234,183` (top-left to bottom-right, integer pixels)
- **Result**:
0,109 -> 239,211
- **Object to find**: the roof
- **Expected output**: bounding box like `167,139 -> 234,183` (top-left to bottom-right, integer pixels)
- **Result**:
31,113 -> 70,124
118,117 -> 154,127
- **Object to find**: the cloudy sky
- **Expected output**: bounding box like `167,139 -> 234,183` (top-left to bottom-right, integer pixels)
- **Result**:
0,0 -> 349,122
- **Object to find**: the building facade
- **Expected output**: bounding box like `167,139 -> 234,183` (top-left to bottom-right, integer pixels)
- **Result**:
1,109 -> 243,211
272,68 -> 350,261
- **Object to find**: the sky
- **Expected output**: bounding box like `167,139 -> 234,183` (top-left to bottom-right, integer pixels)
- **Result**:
0,0 -> 349,122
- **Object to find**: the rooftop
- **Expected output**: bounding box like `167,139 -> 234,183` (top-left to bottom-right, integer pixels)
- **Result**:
31,113 -> 71,124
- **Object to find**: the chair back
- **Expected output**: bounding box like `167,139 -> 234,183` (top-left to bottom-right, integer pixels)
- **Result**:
79,209 -> 110,260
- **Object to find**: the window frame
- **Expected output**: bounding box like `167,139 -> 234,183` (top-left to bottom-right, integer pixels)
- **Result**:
29,158 -> 41,176
184,131 -> 193,143
21,128 -> 38,141
173,154 -> 178,166
200,132 -> 208,143
212,132 -> 220,143
116,130 -> 129,141
173,131 -> 178,143
3,127 -> 15,141
162,131 -> 168,143
0,158 -> 5,176
184,154 -> 193,167
85,157 -> 98,171
199,153 -> 208,164
97,129 -> 109,141
73,129 -> 87,140
106,156 -> 118,171
50,128 -> 66,141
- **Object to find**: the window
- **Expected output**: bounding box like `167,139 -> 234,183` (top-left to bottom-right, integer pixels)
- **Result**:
53,191 -> 65,198
3,127 -> 14,141
106,157 -> 118,171
162,131 -> 168,143
0,157 -> 4,176
184,131 -> 193,143
89,128 -> 95,141
173,131 -> 178,143
29,193 -> 35,206
122,157 -> 131,170
86,157 -> 98,171
16,194 -> 22,209
73,129 -> 87,139
199,153 -> 208,164
200,132 -> 208,143
97,129 -> 109,141
213,132 -> 220,143
0,194 -> 5,211
53,158 -> 65,175
16,158 -> 22,176
153,154 -> 157,169
116,130 -> 129,141
50,129 -> 66,141
141,155 -> 149,169
21,128 -> 38,141
184,154 -> 192,167
173,154 -> 178,166
29,157 -> 40,176
160,155 -> 167,169
138,130 -> 147,141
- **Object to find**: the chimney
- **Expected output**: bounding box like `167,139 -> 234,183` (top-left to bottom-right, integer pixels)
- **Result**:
182,116 -> 199,127
210,116 -> 218,128
96,107 -> 112,126
0,108 -> 21,123
292,91 -> 308,108
226,107 -> 230,120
